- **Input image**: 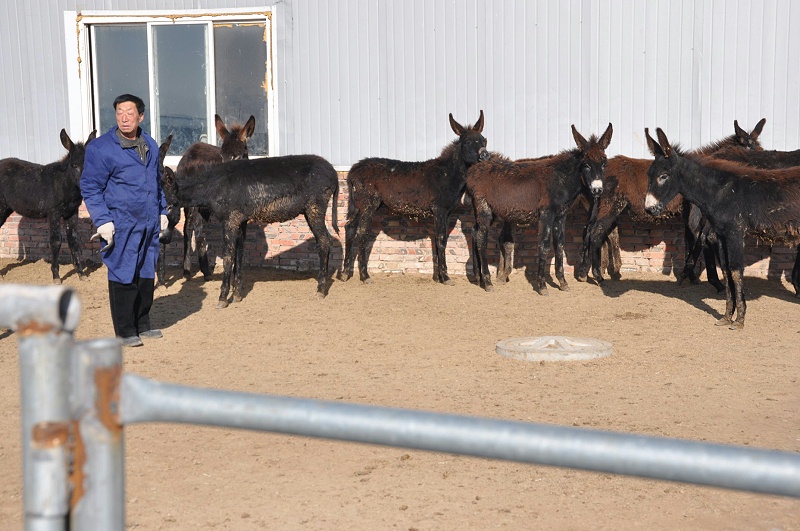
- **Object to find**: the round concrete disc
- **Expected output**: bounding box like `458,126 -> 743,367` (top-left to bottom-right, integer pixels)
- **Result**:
496,336 -> 613,361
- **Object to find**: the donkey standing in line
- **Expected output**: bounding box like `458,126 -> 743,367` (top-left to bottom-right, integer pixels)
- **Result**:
578,119 -> 766,289
467,123 -> 613,294
162,154 -> 339,307
0,129 -> 96,283
342,111 -> 489,285
645,127 -> 800,329
158,114 -> 255,286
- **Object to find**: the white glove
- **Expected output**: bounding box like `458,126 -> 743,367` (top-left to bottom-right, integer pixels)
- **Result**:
160,214 -> 169,231
91,221 -> 115,252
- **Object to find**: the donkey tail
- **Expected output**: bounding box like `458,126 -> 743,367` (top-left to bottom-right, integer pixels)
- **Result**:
331,177 -> 340,235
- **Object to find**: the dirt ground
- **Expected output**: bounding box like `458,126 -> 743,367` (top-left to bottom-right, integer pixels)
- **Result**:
0,257 -> 798,530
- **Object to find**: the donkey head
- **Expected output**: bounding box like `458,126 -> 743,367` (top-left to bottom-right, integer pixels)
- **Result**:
733,118 -> 766,150
59,129 -> 97,184
572,123 -> 613,197
449,110 -> 489,165
216,114 -> 256,162
158,134 -> 181,244
644,127 -> 683,216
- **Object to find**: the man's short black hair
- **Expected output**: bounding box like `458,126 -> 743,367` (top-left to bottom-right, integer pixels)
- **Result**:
113,94 -> 145,115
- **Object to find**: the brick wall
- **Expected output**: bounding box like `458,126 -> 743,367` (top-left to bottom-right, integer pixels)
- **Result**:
1,171 -> 796,282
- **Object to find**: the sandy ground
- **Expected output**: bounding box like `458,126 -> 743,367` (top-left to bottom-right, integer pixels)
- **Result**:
0,258 -> 799,530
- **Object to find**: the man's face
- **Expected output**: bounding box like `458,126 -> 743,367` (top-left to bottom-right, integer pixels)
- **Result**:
116,101 -> 144,139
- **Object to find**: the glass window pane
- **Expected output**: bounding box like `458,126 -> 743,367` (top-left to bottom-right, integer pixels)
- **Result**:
92,25 -> 149,134
153,24 -> 208,155
214,23 -> 269,155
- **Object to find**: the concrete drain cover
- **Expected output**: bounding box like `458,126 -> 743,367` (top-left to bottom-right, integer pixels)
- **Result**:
496,336 -> 612,362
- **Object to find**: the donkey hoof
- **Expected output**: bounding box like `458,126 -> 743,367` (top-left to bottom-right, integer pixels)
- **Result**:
536,287 -> 549,296
558,282 -> 570,292
216,299 -> 230,309
443,279 -> 455,286
361,277 -> 374,285
232,295 -> 243,303
483,284 -> 494,293
729,321 -> 745,331
714,317 -> 732,326
203,274 -> 214,282
315,291 -> 327,299
52,278 -> 62,285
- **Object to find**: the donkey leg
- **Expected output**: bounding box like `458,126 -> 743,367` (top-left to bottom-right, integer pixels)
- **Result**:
216,221 -> 239,309
63,214 -> 86,279
713,238 -> 735,326
355,200 -> 380,284
182,207 -> 195,280
496,222 -> 514,283
535,216 -> 554,296
48,216 -> 63,284
196,210 -> 213,281
552,214 -> 569,291
473,204 -> 494,291
341,210 -> 360,281
729,268 -> 747,330
157,243 -> 167,288
703,240 -> 724,293
306,206 -> 333,297
232,221 -> 247,303
606,226 -> 622,280
432,212 -> 453,285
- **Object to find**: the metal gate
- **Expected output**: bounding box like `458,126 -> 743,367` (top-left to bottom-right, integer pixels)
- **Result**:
3,284 -> 799,531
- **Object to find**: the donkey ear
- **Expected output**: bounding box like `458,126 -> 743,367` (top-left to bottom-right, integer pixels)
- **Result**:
655,128 -> 673,157
472,110 -> 485,133
751,118 -> 767,141
159,134 -> 173,161
240,115 -> 256,142
645,128 -> 663,157
598,122 -> 613,150
215,114 -> 229,141
571,125 -> 588,150
86,130 -> 97,144
449,113 -> 465,136
734,119 -> 747,141
60,129 -> 74,151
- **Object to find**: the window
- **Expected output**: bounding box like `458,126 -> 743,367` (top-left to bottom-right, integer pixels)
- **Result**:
72,9 -> 274,161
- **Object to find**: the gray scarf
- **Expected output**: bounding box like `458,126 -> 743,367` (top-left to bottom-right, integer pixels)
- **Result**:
116,128 -> 149,163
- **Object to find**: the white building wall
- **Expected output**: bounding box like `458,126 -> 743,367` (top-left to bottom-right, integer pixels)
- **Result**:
1,0 -> 798,166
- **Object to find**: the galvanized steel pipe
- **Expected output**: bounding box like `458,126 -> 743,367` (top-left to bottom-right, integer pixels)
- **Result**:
6,285 -> 81,531
120,374 -> 800,498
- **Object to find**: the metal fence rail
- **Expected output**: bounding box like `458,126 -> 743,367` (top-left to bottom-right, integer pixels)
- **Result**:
3,284 -> 799,531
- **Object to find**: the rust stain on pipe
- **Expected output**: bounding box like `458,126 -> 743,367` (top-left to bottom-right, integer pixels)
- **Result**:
17,320 -> 56,336
95,366 -> 122,438
70,420 -> 86,509
31,421 -> 69,449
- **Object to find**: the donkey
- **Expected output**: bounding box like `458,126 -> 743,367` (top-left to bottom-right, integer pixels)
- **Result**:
467,123 -> 613,294
159,114 -> 255,286
342,111 -> 489,285
578,119 -> 766,289
0,129 -> 96,284
163,154 -> 339,307
645,128 -> 800,329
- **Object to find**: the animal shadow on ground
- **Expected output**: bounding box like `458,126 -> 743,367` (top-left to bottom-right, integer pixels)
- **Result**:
359,205 -> 470,279
598,275 -> 795,321
0,258 -> 103,282
158,220 -> 342,301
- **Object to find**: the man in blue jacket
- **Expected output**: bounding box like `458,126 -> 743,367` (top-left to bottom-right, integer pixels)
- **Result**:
81,94 -> 169,348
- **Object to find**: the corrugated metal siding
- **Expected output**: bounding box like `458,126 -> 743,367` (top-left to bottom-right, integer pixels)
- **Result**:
1,0 -> 799,165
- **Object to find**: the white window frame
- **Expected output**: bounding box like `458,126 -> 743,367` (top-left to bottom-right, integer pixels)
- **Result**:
64,8 -> 278,167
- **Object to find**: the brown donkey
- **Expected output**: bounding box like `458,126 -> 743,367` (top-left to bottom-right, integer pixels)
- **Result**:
342,111 -> 489,285
467,123 -> 613,295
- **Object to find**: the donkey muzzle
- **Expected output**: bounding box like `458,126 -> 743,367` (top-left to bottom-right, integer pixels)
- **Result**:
644,193 -> 663,216
478,148 -> 490,161
589,179 -> 603,197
